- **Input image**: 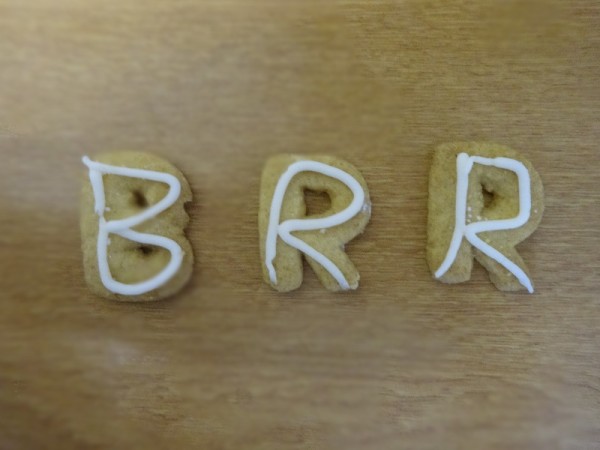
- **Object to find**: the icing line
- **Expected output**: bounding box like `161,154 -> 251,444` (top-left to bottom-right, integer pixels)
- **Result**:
265,160 -> 366,290
434,153 -> 534,293
83,156 -> 184,296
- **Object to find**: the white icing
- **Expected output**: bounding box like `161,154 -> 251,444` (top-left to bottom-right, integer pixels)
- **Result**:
265,161 -> 366,290
435,153 -> 534,293
82,156 -> 184,296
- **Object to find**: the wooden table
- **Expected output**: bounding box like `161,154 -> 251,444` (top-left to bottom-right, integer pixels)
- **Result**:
1,1 -> 599,448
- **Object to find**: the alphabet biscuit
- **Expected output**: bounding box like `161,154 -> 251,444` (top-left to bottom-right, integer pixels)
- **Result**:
81,152 -> 193,301
259,154 -> 371,292
427,142 -> 544,293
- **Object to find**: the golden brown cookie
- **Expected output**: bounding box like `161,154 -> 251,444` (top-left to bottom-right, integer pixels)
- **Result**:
81,151 -> 193,301
259,154 -> 371,292
427,142 -> 544,293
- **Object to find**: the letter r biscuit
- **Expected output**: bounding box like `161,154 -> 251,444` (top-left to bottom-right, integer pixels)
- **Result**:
428,142 -> 544,293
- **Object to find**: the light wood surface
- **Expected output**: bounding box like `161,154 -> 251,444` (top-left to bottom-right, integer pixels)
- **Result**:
1,1 -> 599,449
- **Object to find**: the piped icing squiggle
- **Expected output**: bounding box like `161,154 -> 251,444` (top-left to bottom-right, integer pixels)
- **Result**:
435,153 -> 533,292
82,156 -> 184,296
265,161 -> 366,290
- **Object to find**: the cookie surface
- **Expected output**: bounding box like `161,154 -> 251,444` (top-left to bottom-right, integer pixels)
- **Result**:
259,154 -> 371,292
427,142 -> 544,292
81,152 -> 193,301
